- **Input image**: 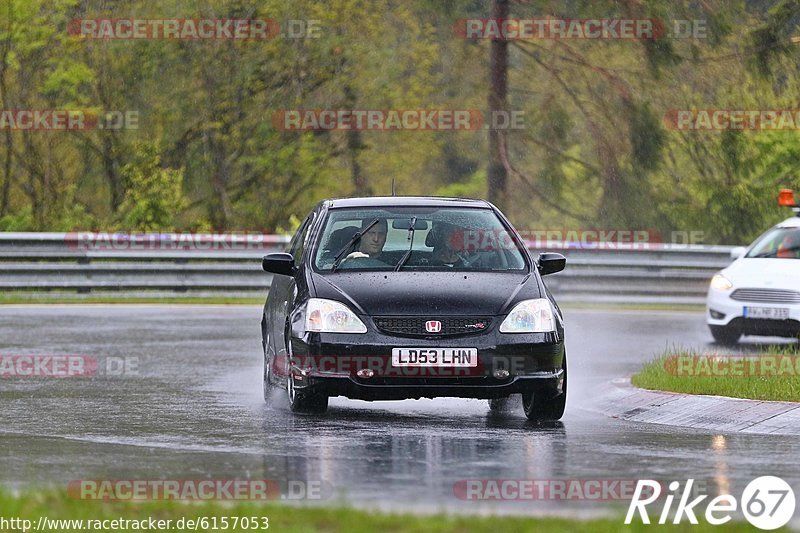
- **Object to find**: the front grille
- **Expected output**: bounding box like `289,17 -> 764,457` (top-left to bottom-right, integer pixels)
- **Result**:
373,316 -> 493,337
730,288 -> 800,303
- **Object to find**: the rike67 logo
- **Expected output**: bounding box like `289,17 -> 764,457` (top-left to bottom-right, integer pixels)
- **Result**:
626,477 -> 795,530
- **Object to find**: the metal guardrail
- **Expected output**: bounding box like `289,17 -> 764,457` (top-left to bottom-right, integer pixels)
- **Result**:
0,232 -> 736,304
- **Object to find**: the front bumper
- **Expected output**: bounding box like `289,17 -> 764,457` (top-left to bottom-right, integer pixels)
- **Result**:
706,287 -> 800,337
287,329 -> 565,401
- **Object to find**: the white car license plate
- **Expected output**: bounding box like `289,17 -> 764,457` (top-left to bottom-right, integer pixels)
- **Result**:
744,306 -> 790,320
391,348 -> 478,367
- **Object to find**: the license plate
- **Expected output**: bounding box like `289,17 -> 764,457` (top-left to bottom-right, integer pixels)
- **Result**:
391,348 -> 478,367
743,306 -> 790,320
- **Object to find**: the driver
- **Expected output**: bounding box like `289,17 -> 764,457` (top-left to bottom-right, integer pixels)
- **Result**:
343,218 -> 388,264
776,230 -> 800,259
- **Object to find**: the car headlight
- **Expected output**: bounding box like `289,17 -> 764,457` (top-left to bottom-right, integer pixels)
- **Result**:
305,298 -> 367,333
710,274 -> 733,291
499,298 -> 556,333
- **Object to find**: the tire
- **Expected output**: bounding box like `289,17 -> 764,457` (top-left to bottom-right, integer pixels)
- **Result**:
287,375 -> 328,414
262,327 -> 274,404
710,325 -> 741,345
521,354 -> 567,422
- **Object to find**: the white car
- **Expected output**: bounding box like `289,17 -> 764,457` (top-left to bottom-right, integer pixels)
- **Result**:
706,189 -> 800,344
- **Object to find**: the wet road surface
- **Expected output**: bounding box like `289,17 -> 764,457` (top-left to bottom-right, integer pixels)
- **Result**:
1,305 -> 798,517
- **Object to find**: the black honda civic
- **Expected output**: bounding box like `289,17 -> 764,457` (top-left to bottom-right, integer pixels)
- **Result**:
260,197 -> 567,420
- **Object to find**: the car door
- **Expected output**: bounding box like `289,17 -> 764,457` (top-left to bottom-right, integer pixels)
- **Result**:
266,211 -> 316,379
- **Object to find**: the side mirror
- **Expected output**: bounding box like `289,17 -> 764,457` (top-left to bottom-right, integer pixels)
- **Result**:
537,252 -> 566,276
262,253 -> 295,276
730,246 -> 747,260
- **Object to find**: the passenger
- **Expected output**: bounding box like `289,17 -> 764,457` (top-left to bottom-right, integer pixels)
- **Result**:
429,223 -> 467,267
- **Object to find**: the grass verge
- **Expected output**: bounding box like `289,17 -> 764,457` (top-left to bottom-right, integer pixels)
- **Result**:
0,490 -> 773,532
631,345 -> 800,402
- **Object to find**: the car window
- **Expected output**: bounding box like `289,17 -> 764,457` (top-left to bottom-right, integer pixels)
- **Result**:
746,227 -> 800,259
312,207 -> 528,272
288,214 -> 314,263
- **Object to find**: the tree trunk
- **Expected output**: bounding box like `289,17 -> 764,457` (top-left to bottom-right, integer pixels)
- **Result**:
487,0 -> 509,208
101,132 -> 124,212
205,132 -> 232,231
0,31 -> 13,216
343,85 -> 370,195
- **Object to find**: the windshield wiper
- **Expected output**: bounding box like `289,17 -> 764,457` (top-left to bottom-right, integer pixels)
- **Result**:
331,218 -> 379,272
394,217 -> 417,271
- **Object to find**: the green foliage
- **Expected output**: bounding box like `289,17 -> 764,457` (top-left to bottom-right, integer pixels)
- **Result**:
749,0 -> 800,77
0,207 -> 33,231
274,213 -> 302,236
434,169 -> 486,199
118,143 -> 187,231
641,38 -> 681,77
629,101 -> 665,172
0,0 -> 798,245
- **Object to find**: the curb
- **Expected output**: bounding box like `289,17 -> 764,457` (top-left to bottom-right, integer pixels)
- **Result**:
589,379 -> 800,435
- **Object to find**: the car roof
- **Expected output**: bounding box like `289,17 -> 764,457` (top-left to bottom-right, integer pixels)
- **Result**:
777,216 -> 800,229
323,196 -> 492,209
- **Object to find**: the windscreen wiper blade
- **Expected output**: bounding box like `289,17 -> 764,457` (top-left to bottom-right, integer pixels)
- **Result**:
331,218 -> 379,272
394,217 -> 417,271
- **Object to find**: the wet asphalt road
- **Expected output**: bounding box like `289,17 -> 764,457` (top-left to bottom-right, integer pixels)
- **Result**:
1,305 -> 799,517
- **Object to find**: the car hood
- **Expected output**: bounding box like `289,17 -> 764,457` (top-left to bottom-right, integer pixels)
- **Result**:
724,258 -> 800,290
310,271 -> 539,316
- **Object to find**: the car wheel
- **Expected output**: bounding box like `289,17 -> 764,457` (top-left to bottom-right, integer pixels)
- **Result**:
262,327 -> 274,404
521,354 -> 567,422
287,375 -> 328,414
710,325 -> 741,345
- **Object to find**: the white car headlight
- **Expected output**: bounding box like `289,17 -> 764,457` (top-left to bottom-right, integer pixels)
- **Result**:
499,298 -> 556,333
305,298 -> 367,333
710,274 -> 733,291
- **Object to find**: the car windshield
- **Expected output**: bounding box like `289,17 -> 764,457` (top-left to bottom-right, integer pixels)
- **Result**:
746,227 -> 800,259
313,207 -> 527,272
